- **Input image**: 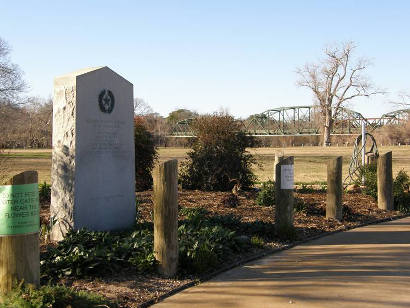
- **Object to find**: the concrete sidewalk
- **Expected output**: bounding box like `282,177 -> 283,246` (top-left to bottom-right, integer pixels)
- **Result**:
154,217 -> 410,308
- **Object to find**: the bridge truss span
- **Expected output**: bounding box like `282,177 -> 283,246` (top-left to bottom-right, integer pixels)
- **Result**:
169,106 -> 409,137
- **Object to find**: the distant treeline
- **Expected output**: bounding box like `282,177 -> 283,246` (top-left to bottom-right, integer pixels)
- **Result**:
1,101 -> 409,149
0,98 -> 52,148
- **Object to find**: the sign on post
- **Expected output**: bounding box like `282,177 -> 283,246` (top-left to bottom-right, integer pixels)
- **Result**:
280,165 -> 294,190
0,183 -> 40,235
275,157 -> 295,235
0,171 -> 40,294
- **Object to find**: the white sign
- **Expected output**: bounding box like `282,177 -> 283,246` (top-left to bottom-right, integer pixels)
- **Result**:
281,165 -> 294,189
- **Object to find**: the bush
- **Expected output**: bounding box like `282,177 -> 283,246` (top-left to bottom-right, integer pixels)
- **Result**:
357,164 -> 378,199
39,181 -> 51,203
256,180 -> 275,206
134,117 -> 158,191
180,114 -> 257,191
1,283 -> 116,308
359,165 -> 410,213
393,170 -> 410,213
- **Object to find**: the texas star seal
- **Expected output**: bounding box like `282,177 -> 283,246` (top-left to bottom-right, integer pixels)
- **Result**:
98,89 -> 115,113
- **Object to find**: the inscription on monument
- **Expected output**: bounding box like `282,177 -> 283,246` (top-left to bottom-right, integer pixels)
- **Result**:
88,119 -> 125,153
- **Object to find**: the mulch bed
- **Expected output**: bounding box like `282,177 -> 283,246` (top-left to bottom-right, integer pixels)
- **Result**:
40,190 -> 405,307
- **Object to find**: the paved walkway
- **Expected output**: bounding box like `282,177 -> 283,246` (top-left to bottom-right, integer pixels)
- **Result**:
154,217 -> 410,308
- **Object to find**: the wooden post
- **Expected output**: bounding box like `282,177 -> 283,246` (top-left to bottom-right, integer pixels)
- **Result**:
377,152 -> 393,210
274,156 -> 294,234
273,152 -> 283,182
153,160 -> 178,277
366,153 -> 376,166
0,171 -> 40,294
326,156 -> 343,220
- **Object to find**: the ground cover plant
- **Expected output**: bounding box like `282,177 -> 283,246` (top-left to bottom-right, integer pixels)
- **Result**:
0,283 -> 116,308
41,207 -> 261,284
256,180 -> 275,206
40,228 -> 156,281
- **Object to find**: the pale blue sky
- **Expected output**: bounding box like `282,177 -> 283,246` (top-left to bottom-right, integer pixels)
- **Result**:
1,1 -> 409,118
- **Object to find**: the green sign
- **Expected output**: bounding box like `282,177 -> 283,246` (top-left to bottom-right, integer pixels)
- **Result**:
0,183 -> 39,236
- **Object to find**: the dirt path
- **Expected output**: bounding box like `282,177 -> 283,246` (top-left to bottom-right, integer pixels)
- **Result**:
154,216 -> 410,308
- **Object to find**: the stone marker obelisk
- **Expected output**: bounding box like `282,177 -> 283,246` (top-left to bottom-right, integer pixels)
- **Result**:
51,67 -> 135,241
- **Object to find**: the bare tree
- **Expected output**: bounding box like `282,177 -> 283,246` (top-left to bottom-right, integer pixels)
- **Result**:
23,97 -> 53,147
0,37 -> 26,103
0,148 -> 12,184
134,97 -> 153,116
392,92 -> 410,108
296,42 -> 382,146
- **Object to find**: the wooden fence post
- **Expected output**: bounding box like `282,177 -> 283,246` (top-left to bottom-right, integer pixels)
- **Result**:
274,156 -> 294,235
153,160 -> 178,277
0,171 -> 40,294
326,156 -> 343,220
377,151 -> 393,210
273,152 -> 283,182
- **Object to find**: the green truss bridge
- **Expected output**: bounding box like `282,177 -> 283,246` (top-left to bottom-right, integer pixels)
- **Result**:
170,106 -> 409,137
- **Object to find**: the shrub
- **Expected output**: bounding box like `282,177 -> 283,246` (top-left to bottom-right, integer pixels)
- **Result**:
357,164 -> 378,199
256,180 -> 275,206
393,170 -> 410,213
39,181 -> 51,203
180,113 -> 257,191
134,117 -> 158,191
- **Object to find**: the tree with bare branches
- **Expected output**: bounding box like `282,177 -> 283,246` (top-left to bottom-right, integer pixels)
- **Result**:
392,92 -> 410,108
296,42 -> 382,146
0,37 -> 26,103
134,97 -> 153,116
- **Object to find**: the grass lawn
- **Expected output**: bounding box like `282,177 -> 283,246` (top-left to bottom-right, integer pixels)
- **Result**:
1,146 -> 409,184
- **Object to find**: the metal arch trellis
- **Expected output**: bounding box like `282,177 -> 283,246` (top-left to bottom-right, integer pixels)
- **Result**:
343,133 -> 379,187
168,107 -> 409,137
